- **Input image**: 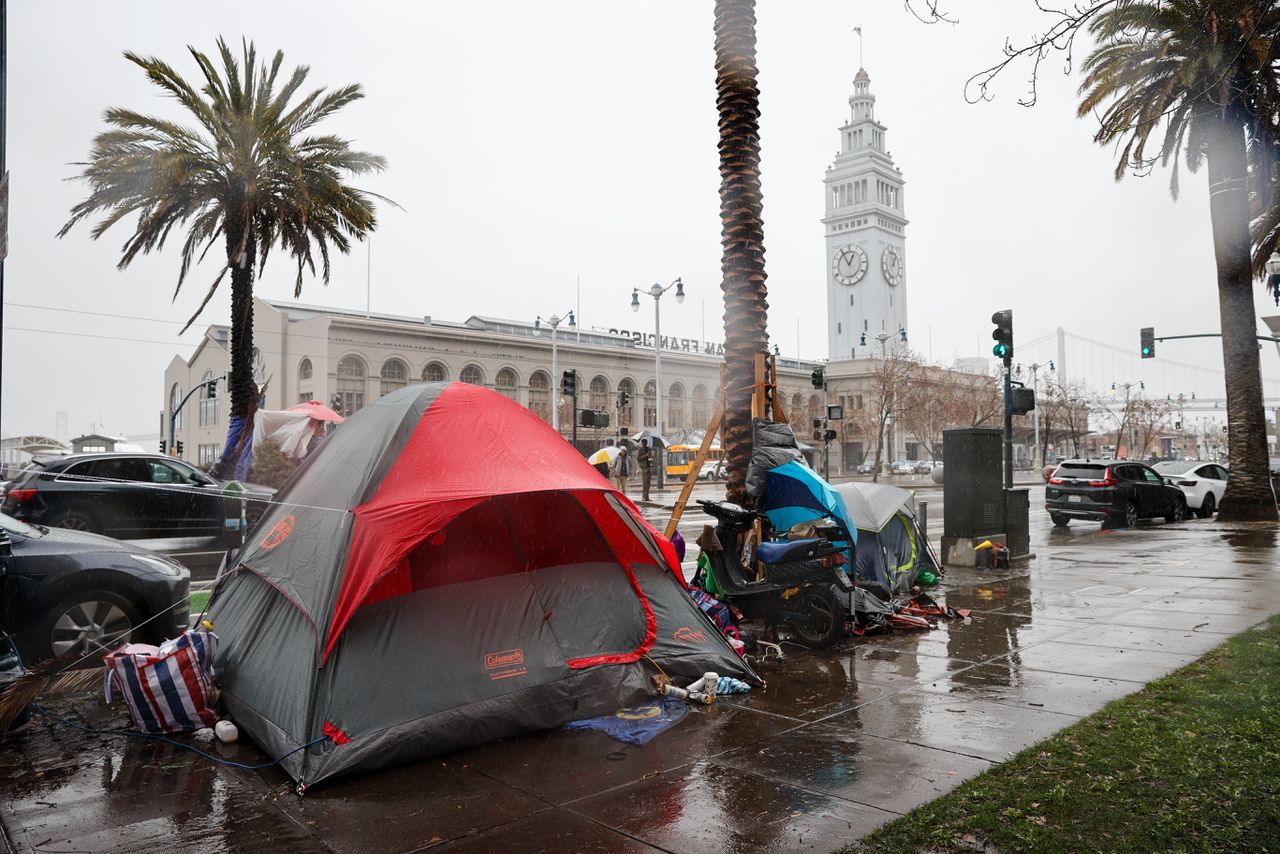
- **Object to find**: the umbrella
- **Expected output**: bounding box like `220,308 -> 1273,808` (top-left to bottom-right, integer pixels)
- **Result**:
630,430 -> 668,449
287,400 -> 346,423
588,446 -> 622,466
760,460 -> 857,545
832,482 -> 913,532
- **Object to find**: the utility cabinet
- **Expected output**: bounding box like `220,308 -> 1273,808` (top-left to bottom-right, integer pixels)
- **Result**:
942,427 -> 1004,538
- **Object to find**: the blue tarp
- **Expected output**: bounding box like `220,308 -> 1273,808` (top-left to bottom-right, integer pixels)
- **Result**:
215,415 -> 254,481
564,695 -> 690,745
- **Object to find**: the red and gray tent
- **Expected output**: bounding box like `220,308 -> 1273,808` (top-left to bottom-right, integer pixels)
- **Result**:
208,382 -> 755,786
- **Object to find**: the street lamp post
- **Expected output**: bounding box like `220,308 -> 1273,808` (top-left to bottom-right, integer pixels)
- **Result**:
1024,361 -> 1054,469
535,311 -> 576,433
632,278 -> 685,489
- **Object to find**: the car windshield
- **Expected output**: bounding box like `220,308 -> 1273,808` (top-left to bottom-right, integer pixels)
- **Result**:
0,512 -> 45,538
1056,463 -> 1108,480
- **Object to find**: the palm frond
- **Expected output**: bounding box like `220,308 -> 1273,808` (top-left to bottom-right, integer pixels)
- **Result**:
0,654 -> 103,735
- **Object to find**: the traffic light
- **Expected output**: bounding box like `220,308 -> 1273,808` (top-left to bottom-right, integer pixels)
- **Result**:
823,428 -> 838,442
206,378 -> 218,398
810,366 -> 825,389
579,410 -> 610,428
561,369 -> 577,397
159,439 -> 167,454
175,440 -> 184,456
617,389 -> 630,409
1140,327 -> 1155,359
991,310 -> 1013,364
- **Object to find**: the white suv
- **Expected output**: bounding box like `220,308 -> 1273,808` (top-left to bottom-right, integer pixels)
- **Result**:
1153,461 -> 1228,518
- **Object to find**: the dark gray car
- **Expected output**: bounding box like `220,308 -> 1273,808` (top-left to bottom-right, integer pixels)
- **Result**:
0,514 -> 190,663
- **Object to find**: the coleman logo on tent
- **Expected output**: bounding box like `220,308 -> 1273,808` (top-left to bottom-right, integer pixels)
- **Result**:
673,626 -> 707,644
259,514 -> 295,550
485,649 -> 527,680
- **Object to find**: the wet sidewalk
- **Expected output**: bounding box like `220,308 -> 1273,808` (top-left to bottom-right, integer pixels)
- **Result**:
3,520 -> 1277,854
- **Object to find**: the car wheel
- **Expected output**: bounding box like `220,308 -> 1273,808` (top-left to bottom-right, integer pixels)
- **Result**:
1167,498 -> 1188,525
1123,501 -> 1139,529
24,591 -> 142,663
1198,493 -> 1216,519
1050,513 -> 1070,527
50,510 -> 100,534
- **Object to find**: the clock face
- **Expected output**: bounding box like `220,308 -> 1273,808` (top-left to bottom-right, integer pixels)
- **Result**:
832,244 -> 868,285
881,246 -> 903,286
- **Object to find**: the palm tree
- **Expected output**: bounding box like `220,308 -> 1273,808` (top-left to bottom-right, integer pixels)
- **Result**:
1079,0 -> 1279,520
713,0 -> 770,505
60,39 -> 388,474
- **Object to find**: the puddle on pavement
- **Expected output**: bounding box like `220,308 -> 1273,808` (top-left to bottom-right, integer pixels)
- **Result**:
4,520 -> 1270,854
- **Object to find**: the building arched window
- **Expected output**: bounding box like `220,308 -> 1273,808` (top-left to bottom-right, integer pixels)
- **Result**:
667,382 -> 687,431
169,383 -> 183,431
380,358 -> 408,396
528,370 -> 551,422
808,394 -> 823,426
617,378 -> 636,429
460,364 -> 484,386
790,392 -> 806,432
495,367 -> 519,400
297,357 -> 314,404
589,375 -> 610,412
691,384 -> 710,431
422,361 -> 448,383
643,380 -> 657,429
337,355 -> 367,416
198,370 -> 218,427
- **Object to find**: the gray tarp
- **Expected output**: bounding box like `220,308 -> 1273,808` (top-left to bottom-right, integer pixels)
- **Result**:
833,482 -> 913,532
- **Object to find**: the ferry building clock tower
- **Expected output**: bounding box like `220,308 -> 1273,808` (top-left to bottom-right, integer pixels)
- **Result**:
822,67 -> 908,360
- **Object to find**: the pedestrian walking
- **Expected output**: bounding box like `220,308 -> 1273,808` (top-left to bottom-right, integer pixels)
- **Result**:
612,444 -> 631,495
637,438 -> 654,502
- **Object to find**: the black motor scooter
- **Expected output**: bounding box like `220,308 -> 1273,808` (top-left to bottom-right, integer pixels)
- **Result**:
694,499 -> 852,649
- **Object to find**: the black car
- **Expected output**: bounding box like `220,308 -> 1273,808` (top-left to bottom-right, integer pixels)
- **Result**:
1,453 -> 274,574
1046,459 -> 1189,528
0,514 -> 190,663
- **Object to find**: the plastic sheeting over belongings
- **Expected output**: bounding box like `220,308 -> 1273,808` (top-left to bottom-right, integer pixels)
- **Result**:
745,419 -> 805,500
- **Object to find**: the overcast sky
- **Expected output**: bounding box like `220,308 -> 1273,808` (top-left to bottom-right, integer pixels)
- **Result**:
6,1 -> 1279,440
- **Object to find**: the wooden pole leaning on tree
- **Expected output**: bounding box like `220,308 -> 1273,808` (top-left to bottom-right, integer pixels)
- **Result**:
665,365 -> 728,540
662,353 -> 789,544
663,402 -> 724,540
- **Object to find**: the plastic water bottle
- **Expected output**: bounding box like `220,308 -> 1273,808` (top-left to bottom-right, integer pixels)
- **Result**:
215,720 -> 239,743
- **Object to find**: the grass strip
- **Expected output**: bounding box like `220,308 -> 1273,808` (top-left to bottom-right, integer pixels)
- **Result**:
189,591 -> 211,616
843,615 -> 1280,854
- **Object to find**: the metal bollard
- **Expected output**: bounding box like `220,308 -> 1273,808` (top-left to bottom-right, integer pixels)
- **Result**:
919,501 -> 928,542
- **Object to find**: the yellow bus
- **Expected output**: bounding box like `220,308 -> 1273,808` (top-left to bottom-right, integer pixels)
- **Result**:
665,444 -> 724,479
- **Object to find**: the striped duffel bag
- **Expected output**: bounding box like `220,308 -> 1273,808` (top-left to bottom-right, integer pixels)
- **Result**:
103,628 -> 219,733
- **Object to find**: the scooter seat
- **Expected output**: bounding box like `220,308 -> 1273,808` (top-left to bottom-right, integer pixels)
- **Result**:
756,538 -> 822,564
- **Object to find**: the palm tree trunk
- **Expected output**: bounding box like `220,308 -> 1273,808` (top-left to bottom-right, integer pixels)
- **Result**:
227,222 -> 258,422
1204,111 -> 1279,521
714,0 -> 770,507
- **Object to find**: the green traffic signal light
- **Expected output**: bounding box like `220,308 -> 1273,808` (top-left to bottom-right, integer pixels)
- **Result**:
993,343 -> 1009,358
1141,345 -> 1152,356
